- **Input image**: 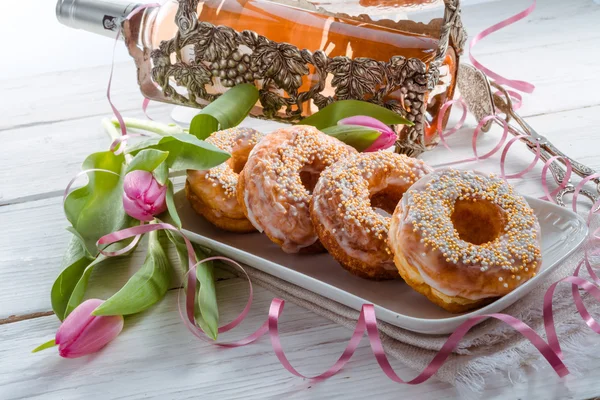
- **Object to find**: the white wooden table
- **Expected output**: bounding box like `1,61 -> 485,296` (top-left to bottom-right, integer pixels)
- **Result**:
2,1 -> 600,399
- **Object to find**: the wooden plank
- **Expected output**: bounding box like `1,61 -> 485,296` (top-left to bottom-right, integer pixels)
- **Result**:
461,0 -> 600,56
0,62 -> 144,132
2,279 -> 599,400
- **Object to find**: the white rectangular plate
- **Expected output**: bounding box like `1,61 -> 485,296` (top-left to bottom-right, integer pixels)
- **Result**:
176,191 -> 588,334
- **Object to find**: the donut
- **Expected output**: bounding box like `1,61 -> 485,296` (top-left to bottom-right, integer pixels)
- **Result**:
238,125 -> 357,253
311,152 -> 433,280
388,169 -> 542,313
186,127 -> 265,232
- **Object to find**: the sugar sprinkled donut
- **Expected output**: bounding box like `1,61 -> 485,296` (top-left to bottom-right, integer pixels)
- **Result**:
311,152 -> 432,280
388,169 -> 542,313
186,127 -> 265,232
238,125 -> 357,253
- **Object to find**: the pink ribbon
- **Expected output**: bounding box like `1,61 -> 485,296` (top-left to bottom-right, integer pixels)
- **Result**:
63,168 -> 119,203
96,218 -> 583,382
107,4 -> 160,137
436,97 -> 468,151
469,0 -> 537,93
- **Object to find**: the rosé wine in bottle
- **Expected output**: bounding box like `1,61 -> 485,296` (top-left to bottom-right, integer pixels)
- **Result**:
56,0 -> 466,155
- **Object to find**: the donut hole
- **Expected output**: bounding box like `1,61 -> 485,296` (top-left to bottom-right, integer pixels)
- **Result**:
229,155 -> 248,174
300,170 -> 320,194
370,189 -> 404,217
451,199 -> 504,245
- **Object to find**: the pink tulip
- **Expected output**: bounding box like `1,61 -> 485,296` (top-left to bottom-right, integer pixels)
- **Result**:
338,116 -> 397,152
55,299 -> 124,358
122,170 -> 167,221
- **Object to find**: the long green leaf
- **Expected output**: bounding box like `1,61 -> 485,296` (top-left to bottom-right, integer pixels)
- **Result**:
52,235 -> 139,319
166,180 -> 182,229
93,230 -> 171,316
153,161 -> 169,186
126,149 -> 169,173
193,246 -> 219,340
300,100 -> 414,129
63,254 -> 109,318
321,125 -> 381,152
189,114 -> 219,140
63,151 -> 133,255
198,84 -> 259,129
166,233 -> 219,339
51,236 -> 93,320
126,134 -> 230,172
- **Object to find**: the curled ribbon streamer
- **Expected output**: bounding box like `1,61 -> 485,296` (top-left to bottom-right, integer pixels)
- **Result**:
494,89 -> 523,111
540,156 -> 573,203
110,132 -> 151,155
431,115 -> 509,169
572,173 -> 600,213
107,4 -> 160,137
436,97 -> 468,151
142,98 -> 154,121
98,223 -> 269,347
499,134 -> 541,180
469,0 -> 537,93
63,168 -> 120,203
96,222 -> 578,381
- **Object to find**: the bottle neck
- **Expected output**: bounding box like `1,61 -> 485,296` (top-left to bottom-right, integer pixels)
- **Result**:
56,0 -> 147,39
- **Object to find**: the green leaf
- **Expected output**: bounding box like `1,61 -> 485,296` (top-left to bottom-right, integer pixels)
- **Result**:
126,134 -> 230,172
165,230 -> 187,271
153,161 -> 169,186
165,233 -> 219,340
321,125 -> 381,152
63,254 -> 109,318
32,339 -> 56,353
166,180 -> 181,229
300,100 -> 414,130
51,236 -> 93,320
192,246 -> 219,341
189,114 -> 219,140
126,149 -> 169,173
93,230 -> 171,316
52,235 -> 139,319
64,151 -> 133,256
198,83 -> 259,129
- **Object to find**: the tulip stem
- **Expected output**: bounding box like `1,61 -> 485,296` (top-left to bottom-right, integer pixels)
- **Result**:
111,117 -> 185,136
102,118 -> 133,163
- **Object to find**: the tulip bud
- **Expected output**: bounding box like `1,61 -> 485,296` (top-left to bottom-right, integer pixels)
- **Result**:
338,116 -> 397,152
123,170 -> 168,221
55,299 -> 124,358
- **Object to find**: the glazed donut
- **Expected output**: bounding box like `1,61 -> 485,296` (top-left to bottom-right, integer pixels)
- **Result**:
311,152 -> 432,280
186,127 -> 265,232
238,125 -> 357,253
388,169 -> 542,313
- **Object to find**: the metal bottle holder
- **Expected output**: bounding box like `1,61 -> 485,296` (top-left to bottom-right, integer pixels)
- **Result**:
127,0 -> 467,156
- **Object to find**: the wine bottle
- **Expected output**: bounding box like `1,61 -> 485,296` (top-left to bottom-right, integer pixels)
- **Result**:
56,0 -> 466,155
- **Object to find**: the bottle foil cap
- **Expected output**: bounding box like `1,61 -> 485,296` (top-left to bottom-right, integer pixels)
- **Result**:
56,0 -> 142,38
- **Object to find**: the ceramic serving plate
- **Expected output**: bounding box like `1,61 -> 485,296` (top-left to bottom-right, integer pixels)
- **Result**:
176,191 -> 588,334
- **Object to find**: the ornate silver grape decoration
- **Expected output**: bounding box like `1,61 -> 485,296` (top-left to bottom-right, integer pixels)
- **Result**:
149,0 -> 466,155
